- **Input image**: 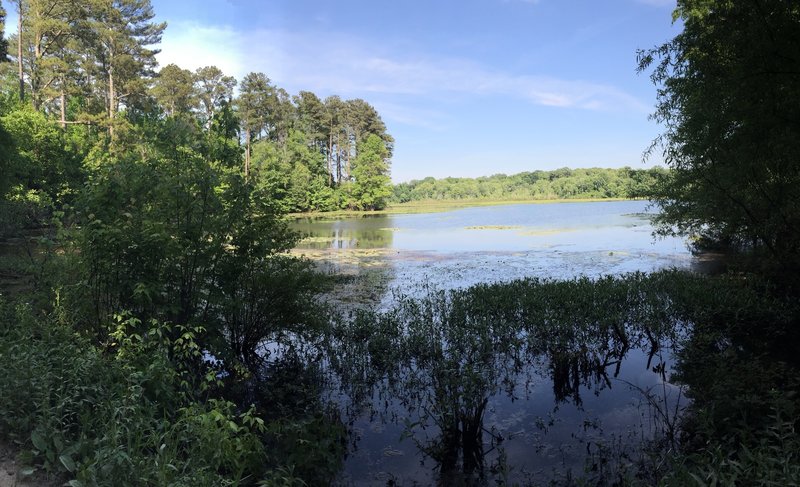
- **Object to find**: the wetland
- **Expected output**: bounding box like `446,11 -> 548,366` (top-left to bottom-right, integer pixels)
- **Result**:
289,201 -> 704,485
290,200 -> 697,306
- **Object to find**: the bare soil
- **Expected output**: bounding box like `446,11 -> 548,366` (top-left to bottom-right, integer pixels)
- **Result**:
0,442 -> 57,487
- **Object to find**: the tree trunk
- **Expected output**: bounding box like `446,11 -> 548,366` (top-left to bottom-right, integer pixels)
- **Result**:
245,129 -> 250,179
17,4 -> 23,103
32,29 -> 42,109
60,89 -> 66,128
344,136 -> 352,181
108,61 -> 115,139
327,133 -> 334,185
336,133 -> 342,184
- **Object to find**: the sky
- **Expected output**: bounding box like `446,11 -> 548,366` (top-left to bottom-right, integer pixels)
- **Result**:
5,0 -> 682,182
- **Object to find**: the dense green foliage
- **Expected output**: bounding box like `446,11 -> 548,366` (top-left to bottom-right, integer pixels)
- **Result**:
1,0 -> 394,214
0,112 -> 341,485
0,2 -> 355,484
639,0 -> 800,263
633,1 -> 800,485
392,166 -> 665,203
0,300 -> 274,485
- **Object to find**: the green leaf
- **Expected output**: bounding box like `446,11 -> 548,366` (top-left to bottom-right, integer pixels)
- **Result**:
59,454 -> 77,473
53,435 -> 64,452
30,430 -> 47,452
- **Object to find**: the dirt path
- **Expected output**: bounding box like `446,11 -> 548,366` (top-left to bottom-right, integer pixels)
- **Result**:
0,441 -> 29,487
0,442 -> 57,487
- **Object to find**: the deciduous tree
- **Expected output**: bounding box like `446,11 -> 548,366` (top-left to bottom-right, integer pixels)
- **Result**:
639,0 -> 800,262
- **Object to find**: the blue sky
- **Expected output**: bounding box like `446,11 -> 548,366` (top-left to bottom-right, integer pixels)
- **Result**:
6,0 -> 681,182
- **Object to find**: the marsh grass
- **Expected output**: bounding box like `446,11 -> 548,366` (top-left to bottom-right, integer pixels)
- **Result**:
324,270 -> 800,485
326,272 -> 691,483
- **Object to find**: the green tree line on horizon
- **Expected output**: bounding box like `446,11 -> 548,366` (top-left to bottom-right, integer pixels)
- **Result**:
392,166 -> 666,203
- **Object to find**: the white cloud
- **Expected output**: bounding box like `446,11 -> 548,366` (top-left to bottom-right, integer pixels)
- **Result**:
156,23 -> 649,120
156,21 -> 246,79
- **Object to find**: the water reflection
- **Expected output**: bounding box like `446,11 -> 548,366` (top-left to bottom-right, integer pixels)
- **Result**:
293,215 -> 395,250
291,201 -> 696,307
328,276 -> 689,485
294,202 -> 698,484
292,201 -> 684,254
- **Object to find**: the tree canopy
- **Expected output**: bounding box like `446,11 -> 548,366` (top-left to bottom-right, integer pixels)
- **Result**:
639,0 -> 800,262
0,4 -> 8,61
2,5 -> 395,213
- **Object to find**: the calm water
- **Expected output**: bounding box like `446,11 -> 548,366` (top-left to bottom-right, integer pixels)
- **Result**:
292,201 -> 696,304
290,201 -> 696,485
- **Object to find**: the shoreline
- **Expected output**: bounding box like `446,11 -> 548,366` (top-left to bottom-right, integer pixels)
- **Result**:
288,197 -> 637,218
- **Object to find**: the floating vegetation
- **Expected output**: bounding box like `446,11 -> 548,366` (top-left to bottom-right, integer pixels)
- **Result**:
621,212 -> 656,219
465,225 -> 523,230
297,235 -> 337,244
516,228 -> 577,236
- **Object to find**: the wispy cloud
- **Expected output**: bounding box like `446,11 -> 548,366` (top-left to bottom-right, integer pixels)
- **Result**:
157,22 -> 650,123
252,29 -> 650,112
371,101 -> 451,131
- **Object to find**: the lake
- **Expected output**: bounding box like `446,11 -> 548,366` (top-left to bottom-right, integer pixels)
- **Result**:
291,200 -> 698,306
289,200 -> 698,485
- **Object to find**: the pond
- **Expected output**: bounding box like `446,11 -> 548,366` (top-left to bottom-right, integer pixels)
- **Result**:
289,201 -> 699,485
291,200 -> 699,307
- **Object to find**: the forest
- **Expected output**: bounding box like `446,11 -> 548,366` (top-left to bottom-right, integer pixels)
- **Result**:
390,166 -> 665,203
0,0 -> 799,486
0,0 -> 395,221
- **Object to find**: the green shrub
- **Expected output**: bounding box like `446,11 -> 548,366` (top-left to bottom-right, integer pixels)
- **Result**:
0,298 -> 273,486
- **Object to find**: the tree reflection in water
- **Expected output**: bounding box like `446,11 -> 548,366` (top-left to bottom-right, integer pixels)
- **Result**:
328,272 -> 691,485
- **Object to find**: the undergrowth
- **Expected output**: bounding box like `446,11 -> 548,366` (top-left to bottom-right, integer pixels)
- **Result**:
0,296 -> 340,486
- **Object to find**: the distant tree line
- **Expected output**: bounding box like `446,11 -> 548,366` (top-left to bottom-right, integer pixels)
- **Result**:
392,166 -> 666,203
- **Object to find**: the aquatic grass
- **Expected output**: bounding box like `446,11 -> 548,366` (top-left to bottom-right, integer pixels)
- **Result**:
465,225 -> 523,230
324,269 -> 800,484
325,271 -> 703,483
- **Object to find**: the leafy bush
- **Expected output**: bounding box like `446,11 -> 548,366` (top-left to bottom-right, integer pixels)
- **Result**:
0,298 -> 272,485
